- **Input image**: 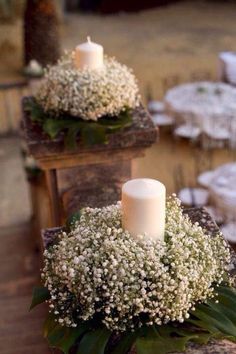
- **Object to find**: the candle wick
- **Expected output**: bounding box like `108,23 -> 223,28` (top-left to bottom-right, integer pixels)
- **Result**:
87,36 -> 91,43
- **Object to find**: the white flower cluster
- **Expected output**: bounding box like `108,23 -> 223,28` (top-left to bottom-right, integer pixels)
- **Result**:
42,197 -> 231,332
36,54 -> 140,121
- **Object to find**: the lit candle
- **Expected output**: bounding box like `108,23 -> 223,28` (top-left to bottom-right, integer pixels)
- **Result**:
74,36 -> 104,70
122,178 -> 166,241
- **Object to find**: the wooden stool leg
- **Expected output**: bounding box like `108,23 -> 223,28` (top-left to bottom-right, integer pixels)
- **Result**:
45,169 -> 61,226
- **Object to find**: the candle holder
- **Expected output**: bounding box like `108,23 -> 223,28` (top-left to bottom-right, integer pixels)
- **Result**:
31,199 -> 236,354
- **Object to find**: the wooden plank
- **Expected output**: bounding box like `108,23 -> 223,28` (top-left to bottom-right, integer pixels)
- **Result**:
0,91 -> 9,134
38,147 -> 146,170
45,169 -> 61,226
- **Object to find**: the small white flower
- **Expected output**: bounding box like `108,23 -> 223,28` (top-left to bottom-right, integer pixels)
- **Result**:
36,55 -> 140,121
73,257 -> 79,265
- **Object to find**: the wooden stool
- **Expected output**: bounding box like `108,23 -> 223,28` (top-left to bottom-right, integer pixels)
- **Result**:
22,97 -> 157,230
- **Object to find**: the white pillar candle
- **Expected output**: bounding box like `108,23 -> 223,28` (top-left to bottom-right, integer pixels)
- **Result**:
122,178 -> 166,241
74,37 -> 104,70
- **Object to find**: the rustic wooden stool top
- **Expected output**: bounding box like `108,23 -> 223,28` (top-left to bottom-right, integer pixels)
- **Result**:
42,207 -> 236,354
22,97 -> 158,226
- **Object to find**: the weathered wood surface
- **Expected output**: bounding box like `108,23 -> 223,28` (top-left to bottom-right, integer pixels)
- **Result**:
42,207 -> 236,354
22,97 -> 158,160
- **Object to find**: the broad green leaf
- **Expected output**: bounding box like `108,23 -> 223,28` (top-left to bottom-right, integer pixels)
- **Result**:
77,327 -> 111,354
111,331 -> 139,354
186,318 -> 220,334
43,313 -> 57,337
28,101 -> 133,150
217,286 -> 236,305
133,324 -> 198,354
30,286 -> 50,310
26,101 -> 45,122
190,303 -> 236,337
148,324 -> 205,342
208,301 -> 236,325
43,119 -> 69,139
135,333 -> 196,354
65,124 -> 81,150
47,322 -> 90,354
186,286 -> 236,340
81,124 -> 107,146
98,110 -> 132,131
190,332 -> 212,345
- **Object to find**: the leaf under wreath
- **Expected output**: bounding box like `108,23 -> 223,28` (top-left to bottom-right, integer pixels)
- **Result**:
44,314 -> 92,354
26,100 -> 133,149
33,283 -> 236,354
187,285 -> 236,339
30,286 -> 50,310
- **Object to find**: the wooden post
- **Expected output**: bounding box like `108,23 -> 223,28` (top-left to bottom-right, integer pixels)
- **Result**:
45,169 -> 61,226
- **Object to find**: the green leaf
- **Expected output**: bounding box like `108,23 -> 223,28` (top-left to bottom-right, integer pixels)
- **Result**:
28,101 -> 133,150
64,124 -> 81,150
131,324 -> 200,354
111,331 -> 139,354
208,301 -> 236,326
47,322 -> 90,354
135,336 -> 194,354
30,286 -> 50,310
43,313 -> 58,337
190,332 -> 212,345
98,110 -> 132,131
66,211 -> 81,232
26,100 -> 45,123
81,124 -> 107,146
186,318 -> 220,334
191,304 -> 236,336
187,286 -> 236,339
43,119 -> 69,139
217,285 -> 236,304
77,327 -> 111,354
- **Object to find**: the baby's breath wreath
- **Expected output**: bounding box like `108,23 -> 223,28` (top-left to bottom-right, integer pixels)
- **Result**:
31,197 -> 236,354
26,54 -> 140,149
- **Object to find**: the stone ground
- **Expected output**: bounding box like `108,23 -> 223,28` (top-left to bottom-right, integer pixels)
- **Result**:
0,3 -> 236,351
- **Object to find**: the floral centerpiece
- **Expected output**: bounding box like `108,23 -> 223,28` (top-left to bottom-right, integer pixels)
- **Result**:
26,52 -> 140,149
31,196 -> 236,354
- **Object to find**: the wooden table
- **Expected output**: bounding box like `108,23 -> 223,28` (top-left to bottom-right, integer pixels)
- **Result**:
22,97 -> 157,231
42,207 -> 236,354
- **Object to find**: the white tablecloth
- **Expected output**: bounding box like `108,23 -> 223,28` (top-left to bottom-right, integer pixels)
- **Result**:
198,163 -> 236,221
165,82 -> 236,146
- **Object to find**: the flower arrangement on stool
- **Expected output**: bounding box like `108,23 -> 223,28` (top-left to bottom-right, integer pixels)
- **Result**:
26,37 -> 140,149
31,179 -> 236,354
